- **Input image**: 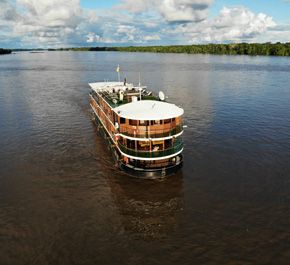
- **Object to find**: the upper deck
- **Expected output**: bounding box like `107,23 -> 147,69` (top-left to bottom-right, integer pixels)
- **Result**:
89,81 -> 184,140
89,81 -> 158,108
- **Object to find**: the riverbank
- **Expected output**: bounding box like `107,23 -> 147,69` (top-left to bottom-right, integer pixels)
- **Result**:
52,43 -> 290,56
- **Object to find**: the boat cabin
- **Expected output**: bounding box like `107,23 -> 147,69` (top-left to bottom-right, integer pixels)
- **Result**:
89,81 -> 184,175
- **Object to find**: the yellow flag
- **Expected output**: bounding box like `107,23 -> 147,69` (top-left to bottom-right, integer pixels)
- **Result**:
116,65 -> 120,72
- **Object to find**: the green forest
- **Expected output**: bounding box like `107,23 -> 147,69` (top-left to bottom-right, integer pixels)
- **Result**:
60,43 -> 290,56
0,48 -> 12,55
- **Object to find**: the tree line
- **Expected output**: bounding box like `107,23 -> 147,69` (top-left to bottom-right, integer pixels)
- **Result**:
7,43 -> 290,56
0,48 -> 12,55
59,43 -> 290,56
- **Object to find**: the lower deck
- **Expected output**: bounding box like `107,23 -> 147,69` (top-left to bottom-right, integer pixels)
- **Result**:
92,111 -> 183,178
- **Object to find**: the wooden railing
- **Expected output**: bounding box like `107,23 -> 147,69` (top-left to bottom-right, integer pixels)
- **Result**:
119,124 -> 183,138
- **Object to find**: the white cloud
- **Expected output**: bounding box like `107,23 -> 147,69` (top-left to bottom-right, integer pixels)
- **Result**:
0,0 -> 86,47
143,21 -> 158,28
14,0 -> 82,36
118,0 -> 214,23
0,0 -> 20,22
159,0 -> 214,23
86,32 -> 116,44
253,25 -> 290,43
86,32 -> 99,43
143,34 -> 161,41
116,0 -> 152,13
2,0 -> 160,47
175,7 -> 276,43
115,25 -> 138,41
0,0 -> 289,48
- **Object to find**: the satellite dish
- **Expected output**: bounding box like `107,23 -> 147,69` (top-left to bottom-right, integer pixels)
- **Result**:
159,91 -> 165,101
112,98 -> 118,104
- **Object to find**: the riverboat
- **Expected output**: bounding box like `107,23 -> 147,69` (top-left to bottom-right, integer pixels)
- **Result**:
89,78 -> 184,178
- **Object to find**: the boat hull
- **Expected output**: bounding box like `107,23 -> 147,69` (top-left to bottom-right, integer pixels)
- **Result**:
118,159 -> 183,179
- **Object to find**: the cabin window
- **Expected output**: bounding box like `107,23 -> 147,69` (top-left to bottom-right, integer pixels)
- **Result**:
152,140 -> 164,151
139,120 -> 149,126
164,139 -> 172,149
172,118 -> 176,122
129,119 -> 138,126
150,120 -> 154,126
120,117 -> 126,124
154,120 -> 161,125
164,119 -> 171,124
137,141 -> 150,151
126,139 -> 135,149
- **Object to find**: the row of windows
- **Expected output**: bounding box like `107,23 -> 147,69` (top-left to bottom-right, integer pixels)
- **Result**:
119,118 -> 176,125
95,94 -> 115,123
125,138 -> 173,151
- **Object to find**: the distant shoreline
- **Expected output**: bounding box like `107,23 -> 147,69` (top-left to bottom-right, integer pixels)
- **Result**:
52,43 -> 290,57
0,48 -> 12,55
10,43 -> 290,56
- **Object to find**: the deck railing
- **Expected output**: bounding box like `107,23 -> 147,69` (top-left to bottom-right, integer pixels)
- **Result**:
119,124 -> 183,139
117,139 -> 183,158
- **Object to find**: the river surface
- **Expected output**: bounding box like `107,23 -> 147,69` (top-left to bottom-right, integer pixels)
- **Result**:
1,51 -> 290,265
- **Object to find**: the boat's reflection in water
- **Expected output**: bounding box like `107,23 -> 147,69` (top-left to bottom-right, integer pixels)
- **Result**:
106,170 -> 184,240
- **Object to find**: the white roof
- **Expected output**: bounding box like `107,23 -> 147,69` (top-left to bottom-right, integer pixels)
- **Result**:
114,100 -> 184,120
89,82 -> 134,93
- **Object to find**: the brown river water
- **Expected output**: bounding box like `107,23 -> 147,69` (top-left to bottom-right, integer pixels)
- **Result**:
1,51 -> 290,264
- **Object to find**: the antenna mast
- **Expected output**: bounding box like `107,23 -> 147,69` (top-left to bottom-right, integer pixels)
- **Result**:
138,72 -> 141,87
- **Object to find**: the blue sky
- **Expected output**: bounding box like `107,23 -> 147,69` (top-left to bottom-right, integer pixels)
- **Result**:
81,0 -> 119,9
1,0 -> 290,48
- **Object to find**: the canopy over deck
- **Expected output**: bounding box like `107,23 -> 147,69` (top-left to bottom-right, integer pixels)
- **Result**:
114,100 -> 184,121
89,82 -> 137,93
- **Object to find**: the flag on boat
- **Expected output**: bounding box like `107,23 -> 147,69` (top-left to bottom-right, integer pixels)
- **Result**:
116,65 -> 120,72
